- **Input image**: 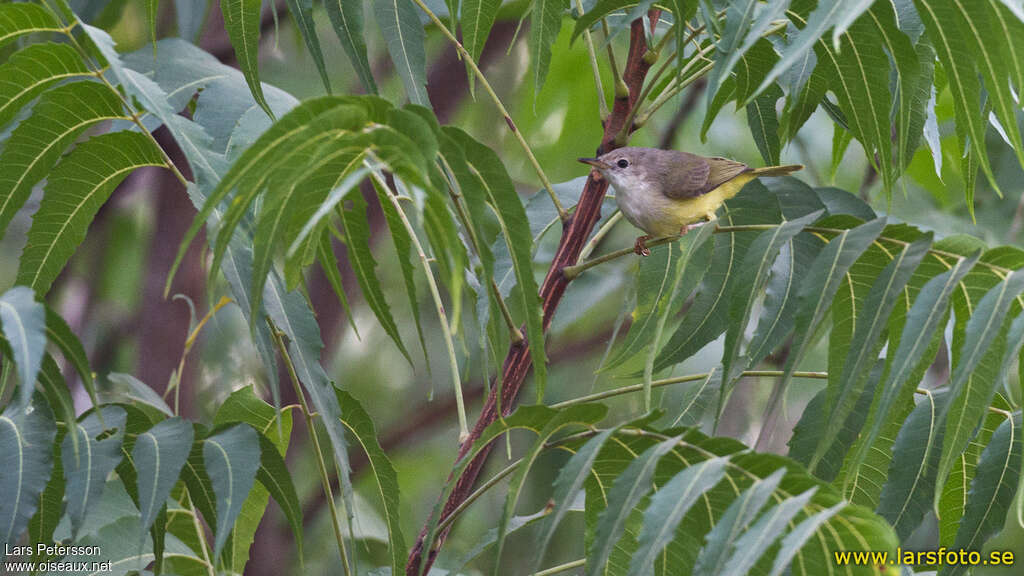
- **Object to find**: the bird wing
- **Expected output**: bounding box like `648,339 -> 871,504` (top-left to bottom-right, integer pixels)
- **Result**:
662,155 -> 750,199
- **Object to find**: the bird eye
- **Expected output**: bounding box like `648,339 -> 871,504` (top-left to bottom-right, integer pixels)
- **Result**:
617,158 -> 629,168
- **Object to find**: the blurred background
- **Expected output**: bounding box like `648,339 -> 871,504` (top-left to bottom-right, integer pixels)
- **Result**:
1,0 -> 1022,573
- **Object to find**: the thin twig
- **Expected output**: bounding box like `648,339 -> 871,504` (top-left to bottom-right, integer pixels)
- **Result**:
573,0 -> 609,119
534,559 -> 586,576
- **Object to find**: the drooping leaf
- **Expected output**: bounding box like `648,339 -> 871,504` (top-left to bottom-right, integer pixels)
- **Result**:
326,0 -> 378,93
44,306 -> 99,413
462,0 -> 501,92
531,0 -> 568,94
746,84 -> 783,166
0,396 -> 56,565
373,0 -> 429,106
0,43 -> 91,131
766,503 -> 846,576
0,287 -> 45,409
283,0 -> 332,93
204,424 -> 261,560
0,80 -> 127,242
16,131 -> 165,293
219,0 -> 273,117
62,406 -> 126,538
719,488 -> 820,576
336,389 -> 405,576
133,418 -> 195,538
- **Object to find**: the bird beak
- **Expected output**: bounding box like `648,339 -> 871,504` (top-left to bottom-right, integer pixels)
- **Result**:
578,157 -> 611,171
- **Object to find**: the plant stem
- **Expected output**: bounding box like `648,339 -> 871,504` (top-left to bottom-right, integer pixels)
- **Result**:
601,19 -> 625,96
409,0 -> 567,221
436,457 -> 524,534
579,210 -> 622,261
270,324 -> 352,576
371,170 -> 469,440
550,370 -> 828,409
573,0 -> 609,119
534,559 -> 586,576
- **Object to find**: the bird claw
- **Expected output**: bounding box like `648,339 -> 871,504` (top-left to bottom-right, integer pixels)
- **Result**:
634,235 -> 651,257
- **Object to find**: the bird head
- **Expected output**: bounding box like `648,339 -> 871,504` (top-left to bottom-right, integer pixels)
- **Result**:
578,148 -> 652,193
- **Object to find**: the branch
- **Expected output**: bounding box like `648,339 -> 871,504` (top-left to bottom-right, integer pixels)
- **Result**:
405,13 -> 661,575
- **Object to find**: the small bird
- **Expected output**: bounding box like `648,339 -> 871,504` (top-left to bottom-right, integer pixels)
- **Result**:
579,147 -> 803,255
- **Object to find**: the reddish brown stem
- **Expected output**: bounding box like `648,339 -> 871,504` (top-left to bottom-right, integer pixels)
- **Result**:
405,14 -> 659,575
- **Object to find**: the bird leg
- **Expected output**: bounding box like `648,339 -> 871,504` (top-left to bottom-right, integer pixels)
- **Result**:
633,235 -> 651,256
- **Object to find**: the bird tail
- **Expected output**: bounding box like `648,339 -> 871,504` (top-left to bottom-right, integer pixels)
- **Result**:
752,164 -> 804,177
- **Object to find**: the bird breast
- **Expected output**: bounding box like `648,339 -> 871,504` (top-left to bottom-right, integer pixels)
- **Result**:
608,172 -> 678,237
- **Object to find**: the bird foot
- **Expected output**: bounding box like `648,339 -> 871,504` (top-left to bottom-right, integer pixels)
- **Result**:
634,235 -> 651,257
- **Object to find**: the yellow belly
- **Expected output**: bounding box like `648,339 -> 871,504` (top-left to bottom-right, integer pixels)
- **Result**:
645,173 -> 757,236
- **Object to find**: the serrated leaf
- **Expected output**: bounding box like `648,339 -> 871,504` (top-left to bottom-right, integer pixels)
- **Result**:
462,0 -> 501,92
326,0 -> 378,94
16,131 -> 165,293
720,487 -> 819,576
0,396 -> 56,565
940,413 -> 1021,576
335,389 -> 404,575
0,287 -> 45,409
842,252 -> 979,500
629,457 -> 729,576
44,305 -> 98,413
586,434 -> 682,576
494,404 -> 607,572
0,43 -> 91,130
693,468 -> 787,576
0,3 -> 62,48
444,127 -> 547,398
219,0 -> 273,117
284,0 -> 332,93
914,0 -> 1001,196
767,502 -> 846,576
133,418 -> 194,539
531,0 -> 567,94
374,0 -> 429,106
0,80 -> 127,242
936,270 -> 1024,510
204,424 -> 260,560
811,233 -> 933,471
746,84 -> 782,166
62,406 -> 126,538
532,428 -> 618,573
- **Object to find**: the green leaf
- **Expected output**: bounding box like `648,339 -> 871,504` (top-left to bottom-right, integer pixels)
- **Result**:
444,127 -> 547,398
914,0 -> 1001,196
284,0 -> 332,93
339,188 -> 413,362
0,43 -> 90,130
219,0 -> 273,117
373,0 -> 429,106
0,395 -> 56,564
133,418 -> 195,538
693,468 -> 786,576
936,270 -> 1024,510
371,177 -> 429,366
766,503 -> 846,576
204,424 -> 261,560
0,287 -> 45,408
586,434 -> 683,576
62,406 -> 126,538
721,209 -> 823,415
532,428 -> 618,573
531,0 -> 567,94
494,404 -> 607,572
0,80 -> 127,242
751,0 -> 850,104
336,389 -> 405,575
629,457 -> 729,576
811,233 -> 933,471
27,432 -> 63,557
841,252 -> 979,501
326,0 -> 378,93
746,84 -> 782,166
0,3 -> 62,48
765,217 -> 886,437
942,413 -> 1021,576
462,0 -> 501,92
317,231 -> 359,336
720,488 -> 820,576
16,131 -> 165,294
44,306 -> 99,414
